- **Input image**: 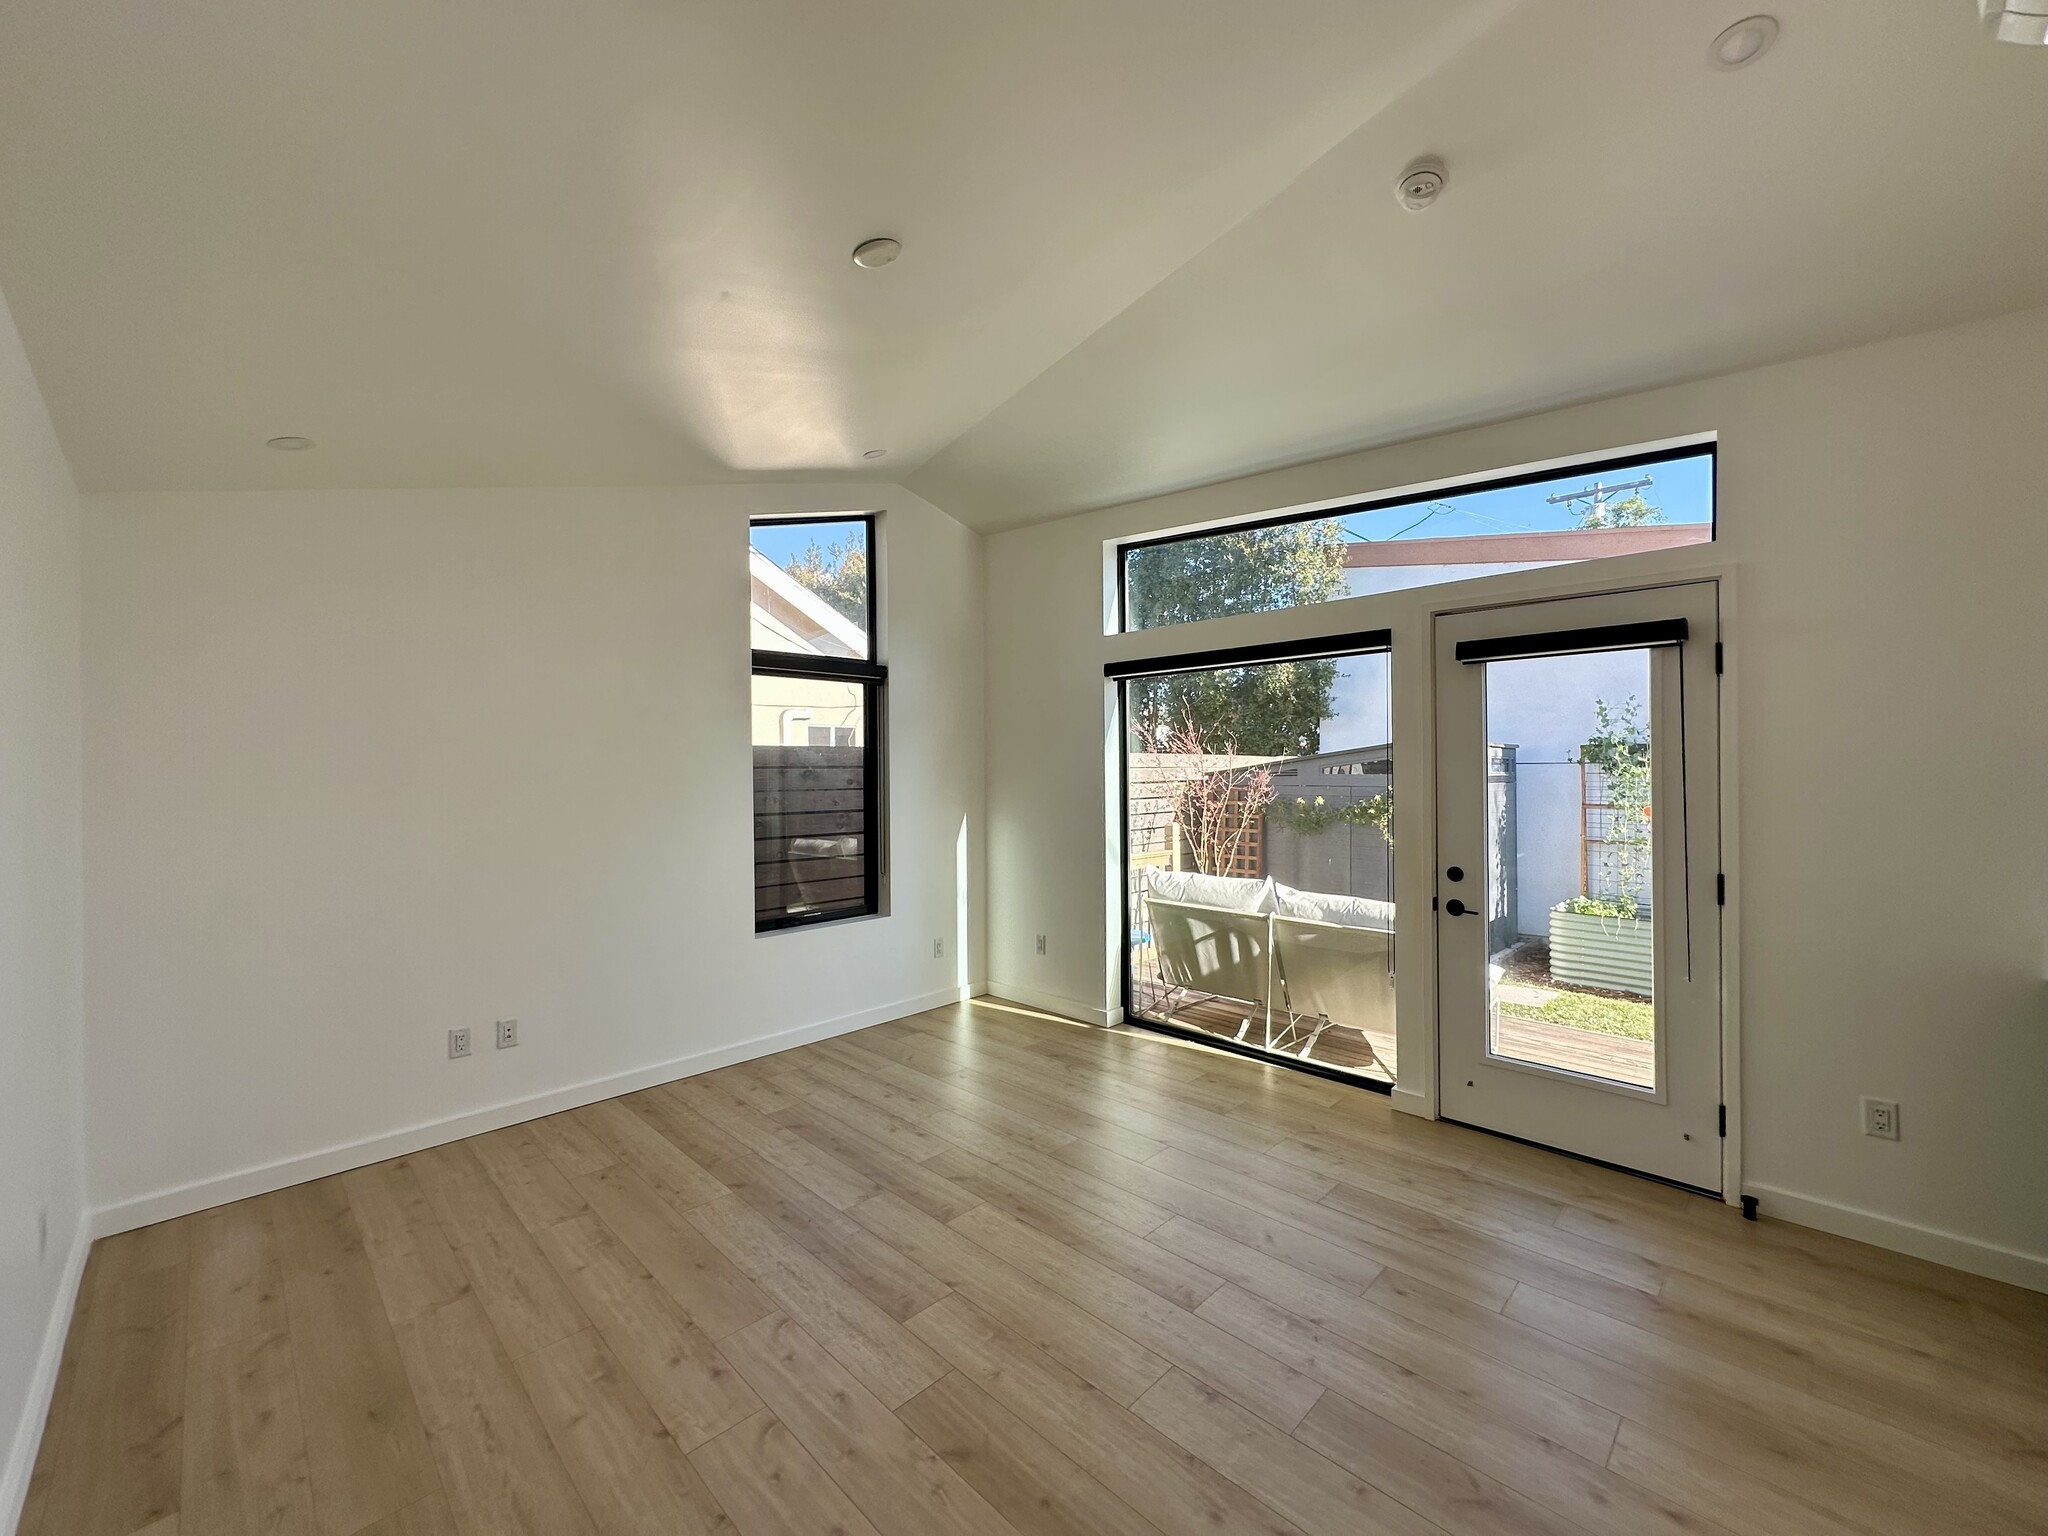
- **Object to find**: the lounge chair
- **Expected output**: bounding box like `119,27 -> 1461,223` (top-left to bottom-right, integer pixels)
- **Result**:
1268,884 -> 1394,1069
1141,869 -> 1274,1041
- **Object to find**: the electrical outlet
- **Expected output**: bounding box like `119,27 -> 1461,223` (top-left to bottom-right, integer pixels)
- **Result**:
933,939 -> 944,960
448,1027 -> 472,1059
1035,933 -> 1047,955
1862,1097 -> 1900,1140
496,1018 -> 519,1050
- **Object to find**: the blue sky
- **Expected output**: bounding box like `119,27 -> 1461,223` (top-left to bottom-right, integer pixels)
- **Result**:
1332,451 -> 1713,544
750,518 -> 868,569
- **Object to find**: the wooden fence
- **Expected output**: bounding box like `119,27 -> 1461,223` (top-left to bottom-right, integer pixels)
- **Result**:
754,745 -> 866,921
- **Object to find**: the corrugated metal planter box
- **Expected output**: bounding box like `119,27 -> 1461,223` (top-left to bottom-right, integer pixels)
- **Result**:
1549,906 -> 1653,997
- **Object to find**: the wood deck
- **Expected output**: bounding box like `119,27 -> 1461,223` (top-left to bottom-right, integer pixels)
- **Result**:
1136,989 -> 1654,1089
1133,986 -> 1397,1081
22,998 -> 2048,1536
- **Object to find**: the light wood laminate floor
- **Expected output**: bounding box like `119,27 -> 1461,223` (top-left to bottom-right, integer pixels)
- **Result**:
21,998 -> 2048,1536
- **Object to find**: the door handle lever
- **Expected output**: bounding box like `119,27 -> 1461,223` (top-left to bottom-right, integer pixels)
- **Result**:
1443,899 -> 1478,917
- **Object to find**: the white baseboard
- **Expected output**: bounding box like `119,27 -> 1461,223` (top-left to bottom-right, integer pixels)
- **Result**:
1,1216 -> 91,1536
981,982 -> 1113,1027
1745,1181 -> 2048,1294
90,983 -> 975,1241
1389,1085 -> 1434,1120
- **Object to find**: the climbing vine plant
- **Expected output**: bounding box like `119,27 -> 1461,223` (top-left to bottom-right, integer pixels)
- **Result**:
1581,694 -> 1652,920
1267,790 -> 1394,848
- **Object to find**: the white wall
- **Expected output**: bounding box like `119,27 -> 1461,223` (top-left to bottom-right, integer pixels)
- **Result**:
0,288 -> 85,1527
984,304 -> 2048,1288
82,483 -> 984,1223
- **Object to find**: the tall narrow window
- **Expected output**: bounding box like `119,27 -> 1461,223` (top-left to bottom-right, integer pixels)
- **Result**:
750,517 -> 884,930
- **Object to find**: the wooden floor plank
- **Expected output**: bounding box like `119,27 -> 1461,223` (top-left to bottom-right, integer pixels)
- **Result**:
272,1180 -> 439,1536
717,1312 -> 1020,1536
417,1161 -> 590,1359
684,1192 -> 948,1408
1133,1368 -> 1451,1536
631,1090 -> 951,1320
533,1212 -> 762,1449
927,1146 -> 1226,1310
851,1191 -> 1172,1407
31,1256 -> 187,1536
950,1202 -> 1325,1432
907,1292 -> 1307,1536
468,1125 -> 592,1234
342,1160 -> 473,1326
27,1001 -> 2048,1536
573,1099 -> 729,1212
573,1163 -> 775,1339
181,1329 -> 318,1536
184,1195 -> 290,1357
1288,1385 -> 1580,1536
897,1370 -> 1169,1536
515,1326 -> 733,1536
690,1409 -> 882,1536
391,1293 -> 597,1536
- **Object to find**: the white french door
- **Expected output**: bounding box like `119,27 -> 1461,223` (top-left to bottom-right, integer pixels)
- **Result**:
1435,582 -> 1723,1190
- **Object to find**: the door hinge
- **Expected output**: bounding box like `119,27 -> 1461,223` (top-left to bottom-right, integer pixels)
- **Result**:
1716,872 -> 1726,905
1714,641 -> 1724,674
1718,1104 -> 1727,1138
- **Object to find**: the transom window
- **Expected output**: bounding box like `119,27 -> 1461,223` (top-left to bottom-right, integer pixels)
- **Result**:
1119,444 -> 1714,632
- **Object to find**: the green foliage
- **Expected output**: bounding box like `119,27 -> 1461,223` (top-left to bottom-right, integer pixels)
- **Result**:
784,538 -> 869,631
1268,790 -> 1394,848
1558,895 -> 1639,919
1125,521 -> 1348,756
1581,695 -> 1652,920
1576,493 -> 1665,530
1523,988 -> 1655,1041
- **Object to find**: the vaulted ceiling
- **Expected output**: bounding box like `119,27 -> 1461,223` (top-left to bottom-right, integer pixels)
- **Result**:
4,1 -> 2046,528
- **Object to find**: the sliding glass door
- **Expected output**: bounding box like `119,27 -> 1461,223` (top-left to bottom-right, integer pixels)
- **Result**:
1115,635 -> 1396,1088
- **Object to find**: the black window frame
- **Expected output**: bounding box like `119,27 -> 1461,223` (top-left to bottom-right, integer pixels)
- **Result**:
1115,441 -> 1717,633
1112,629 -> 1397,1094
751,513 -> 886,934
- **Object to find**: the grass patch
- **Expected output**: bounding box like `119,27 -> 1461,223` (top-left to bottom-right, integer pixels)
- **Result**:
1523,988 -> 1654,1041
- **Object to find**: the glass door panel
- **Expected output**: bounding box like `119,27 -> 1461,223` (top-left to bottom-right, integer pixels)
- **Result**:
1482,650 -> 1656,1090
1121,647 -> 1396,1086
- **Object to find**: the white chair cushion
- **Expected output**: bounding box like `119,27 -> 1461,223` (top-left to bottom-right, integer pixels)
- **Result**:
1144,868 -> 1275,914
1272,882 -> 1394,931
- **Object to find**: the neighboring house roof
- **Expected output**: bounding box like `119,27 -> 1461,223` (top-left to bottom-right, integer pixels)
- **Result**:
750,549 -> 866,657
1344,524 -> 1708,568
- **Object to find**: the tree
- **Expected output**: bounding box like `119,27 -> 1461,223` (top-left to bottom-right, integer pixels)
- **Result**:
785,538 -> 868,631
1576,493 -> 1664,530
1158,709 -> 1276,877
1125,520 -> 1348,756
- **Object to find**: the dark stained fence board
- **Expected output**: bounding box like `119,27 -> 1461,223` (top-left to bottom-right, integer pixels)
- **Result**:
754,744 -> 869,921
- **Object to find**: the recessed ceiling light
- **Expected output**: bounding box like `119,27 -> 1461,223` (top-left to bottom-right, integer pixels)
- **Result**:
265,436 -> 313,451
1980,1 -> 2048,46
851,237 -> 902,269
1709,15 -> 1778,69
862,449 -> 889,460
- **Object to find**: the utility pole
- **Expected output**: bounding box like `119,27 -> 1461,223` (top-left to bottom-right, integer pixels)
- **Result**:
1547,474 -> 1653,528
